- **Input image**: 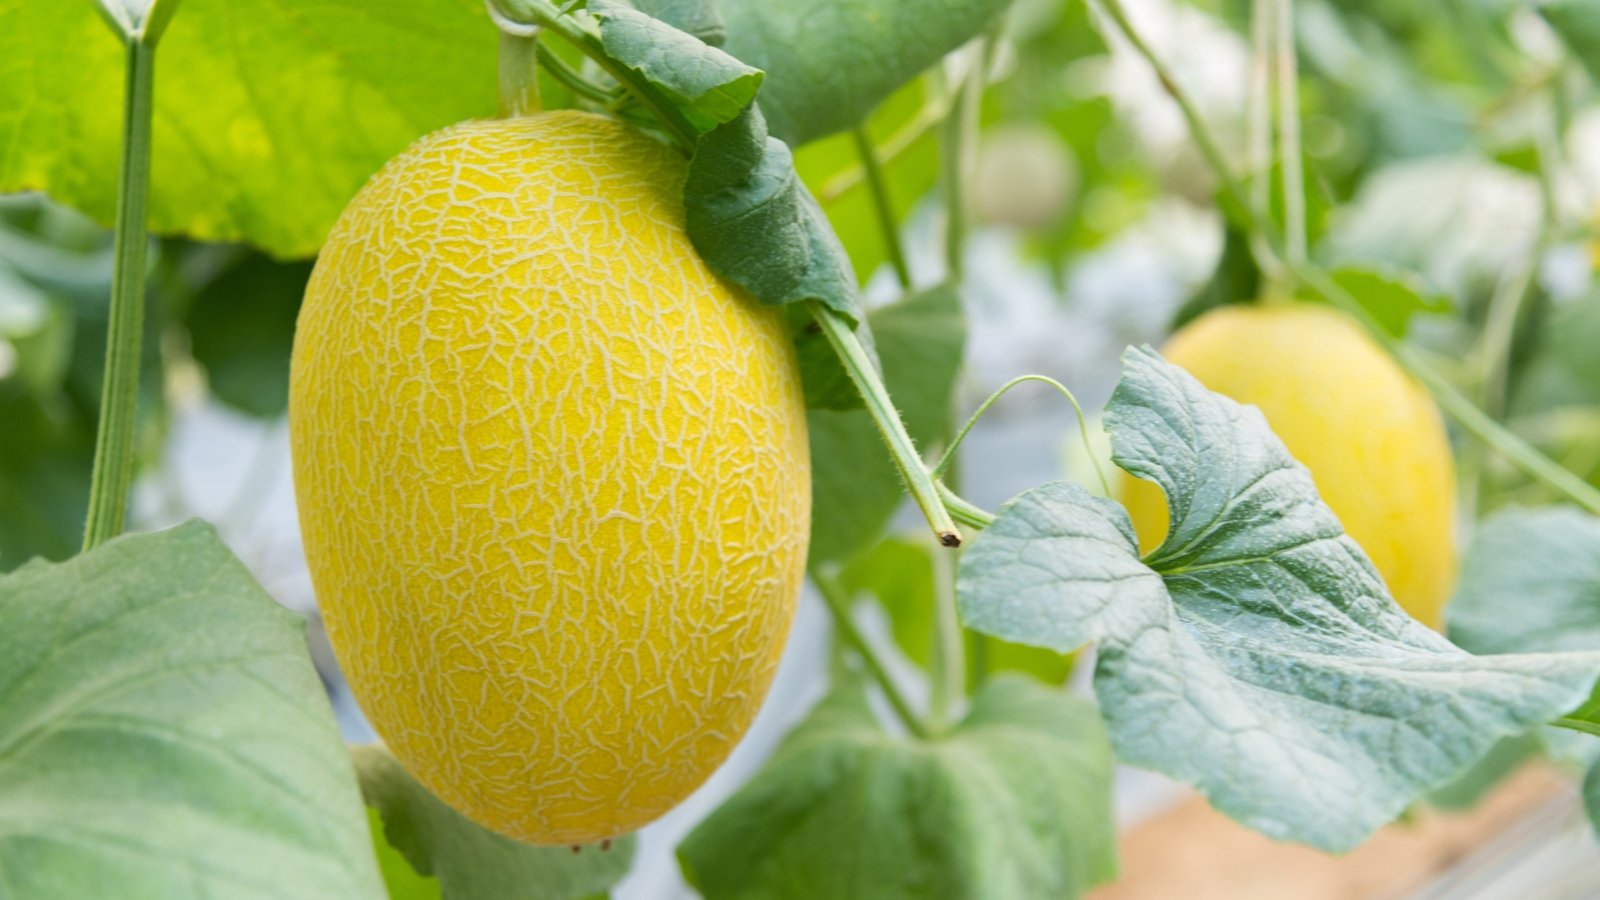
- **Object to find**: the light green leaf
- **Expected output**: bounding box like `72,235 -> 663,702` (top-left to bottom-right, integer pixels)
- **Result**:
808,285 -> 966,564
1309,267 -> 1450,339
720,0 -> 1015,146
0,0 -> 494,258
685,106 -> 859,319
1449,507 -> 1600,657
0,521 -> 384,899
678,676 -> 1116,899
353,745 -> 636,900
958,348 -> 1600,852
590,0 -> 761,134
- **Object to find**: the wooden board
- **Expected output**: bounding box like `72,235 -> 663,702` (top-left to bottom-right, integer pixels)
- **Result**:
1089,766 -> 1573,900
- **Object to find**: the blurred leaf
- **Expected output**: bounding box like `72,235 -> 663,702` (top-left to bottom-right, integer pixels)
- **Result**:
1449,507 -> 1600,656
959,349 -> 1600,852
1542,0 -> 1600,84
840,536 -> 1072,689
184,252 -> 311,418
720,0 -> 1014,146
0,521 -> 385,898
795,77 -> 940,281
1322,155 -> 1538,300
808,284 -> 966,564
1308,266 -> 1450,338
353,745 -> 635,900
1426,734 -> 1540,811
368,807 -> 444,900
0,0 -> 495,257
1171,224 -> 1259,330
0,392 -> 93,569
679,676 -> 1116,899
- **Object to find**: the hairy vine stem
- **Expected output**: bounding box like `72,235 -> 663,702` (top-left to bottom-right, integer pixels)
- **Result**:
82,2 -> 181,550
1094,0 -> 1600,516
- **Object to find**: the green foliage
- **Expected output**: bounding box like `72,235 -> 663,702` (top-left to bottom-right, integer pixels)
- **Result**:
1542,0 -> 1600,83
0,0 -> 495,258
1449,507 -> 1600,656
1310,266 -> 1451,338
958,349 -> 1600,852
839,536 -> 1073,689
182,251 -> 311,418
353,746 -> 635,900
678,676 -> 1116,900
0,522 -> 384,898
720,0 -> 1015,146
795,78 -> 941,281
685,107 -> 860,319
590,0 -> 762,133
809,284 -> 966,563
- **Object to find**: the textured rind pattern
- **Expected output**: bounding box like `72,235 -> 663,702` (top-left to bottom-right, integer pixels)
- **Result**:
1120,304 -> 1456,628
288,111 -> 810,845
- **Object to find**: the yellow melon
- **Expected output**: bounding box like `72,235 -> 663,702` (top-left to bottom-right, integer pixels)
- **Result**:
1120,304 -> 1457,628
289,111 -> 810,845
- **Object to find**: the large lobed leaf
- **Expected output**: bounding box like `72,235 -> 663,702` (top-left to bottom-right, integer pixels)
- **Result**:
0,521 -> 384,898
959,348 -> 1600,852
0,0 -> 494,258
353,746 -> 635,900
678,676 -> 1116,899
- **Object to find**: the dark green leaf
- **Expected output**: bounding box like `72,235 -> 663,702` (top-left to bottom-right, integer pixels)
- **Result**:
1170,223 -> 1258,331
368,807 -> 444,900
184,252 -> 311,418
630,0 -> 725,45
678,677 -> 1116,899
590,0 -> 761,134
0,521 -> 384,898
720,0 -> 1015,146
958,348 -> 1600,852
353,745 -> 635,900
685,106 -> 859,319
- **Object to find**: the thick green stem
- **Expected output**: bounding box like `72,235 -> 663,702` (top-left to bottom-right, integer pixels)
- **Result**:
938,483 -> 997,529
809,300 -> 963,547
497,27 -> 543,118
814,569 -> 932,738
1097,0 -> 1600,516
82,36 -> 156,551
491,0 -> 698,153
927,541 -> 964,728
852,126 -> 912,289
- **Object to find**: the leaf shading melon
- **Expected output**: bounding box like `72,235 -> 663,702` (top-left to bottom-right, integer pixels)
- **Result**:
1120,304 -> 1457,628
289,111 -> 811,845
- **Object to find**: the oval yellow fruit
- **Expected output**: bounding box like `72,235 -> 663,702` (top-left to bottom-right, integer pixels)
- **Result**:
289,111 -> 811,845
1120,304 -> 1457,628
